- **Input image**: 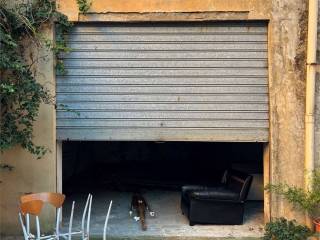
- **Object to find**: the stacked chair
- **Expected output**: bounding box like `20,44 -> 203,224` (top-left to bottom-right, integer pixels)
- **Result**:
18,192 -> 112,240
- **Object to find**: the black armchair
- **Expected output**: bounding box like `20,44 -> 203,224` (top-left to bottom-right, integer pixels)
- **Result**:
181,169 -> 253,225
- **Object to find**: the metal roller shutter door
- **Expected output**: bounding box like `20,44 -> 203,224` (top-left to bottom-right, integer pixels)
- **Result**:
56,22 -> 269,142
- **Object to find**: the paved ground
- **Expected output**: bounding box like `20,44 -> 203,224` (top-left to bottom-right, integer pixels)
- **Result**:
61,189 -> 264,239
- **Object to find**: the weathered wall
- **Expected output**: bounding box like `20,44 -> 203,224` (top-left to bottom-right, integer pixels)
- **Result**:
0,24 -> 57,235
0,0 -> 310,235
57,0 -> 269,21
315,0 -> 320,169
316,77 -> 320,169
268,0 -> 308,222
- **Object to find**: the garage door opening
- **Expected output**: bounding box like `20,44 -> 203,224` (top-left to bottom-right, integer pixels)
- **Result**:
60,141 -> 265,238
56,20 -> 269,238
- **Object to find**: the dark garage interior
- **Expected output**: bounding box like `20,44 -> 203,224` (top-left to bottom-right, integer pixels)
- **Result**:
63,141 -> 263,193
61,141 -> 265,238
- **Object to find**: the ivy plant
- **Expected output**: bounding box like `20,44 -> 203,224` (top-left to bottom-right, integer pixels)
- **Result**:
77,0 -> 92,14
0,0 -> 72,159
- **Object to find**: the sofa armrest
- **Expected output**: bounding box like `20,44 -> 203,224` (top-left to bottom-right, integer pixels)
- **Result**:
188,188 -> 240,201
181,184 -> 225,200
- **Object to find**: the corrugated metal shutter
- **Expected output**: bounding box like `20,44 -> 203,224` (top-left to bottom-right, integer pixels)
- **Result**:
56,22 -> 269,142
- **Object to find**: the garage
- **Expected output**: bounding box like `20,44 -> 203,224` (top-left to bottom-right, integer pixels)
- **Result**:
56,21 -> 268,142
56,21 -> 268,238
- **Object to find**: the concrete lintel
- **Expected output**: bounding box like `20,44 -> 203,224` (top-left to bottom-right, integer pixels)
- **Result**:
57,0 -> 270,21
77,11 -> 258,22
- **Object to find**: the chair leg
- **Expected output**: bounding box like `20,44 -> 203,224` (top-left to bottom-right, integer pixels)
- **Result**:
86,194 -> 93,239
36,216 -> 41,240
56,208 -> 61,240
103,200 -> 113,240
18,213 -> 28,240
68,201 -> 75,240
26,214 -> 30,236
81,194 -> 91,239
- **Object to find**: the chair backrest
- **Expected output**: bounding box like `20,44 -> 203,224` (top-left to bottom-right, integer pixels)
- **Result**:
20,200 -> 44,216
20,192 -> 65,208
226,169 -> 253,201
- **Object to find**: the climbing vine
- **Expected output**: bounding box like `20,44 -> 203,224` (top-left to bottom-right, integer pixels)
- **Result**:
76,0 -> 92,14
0,0 -> 72,159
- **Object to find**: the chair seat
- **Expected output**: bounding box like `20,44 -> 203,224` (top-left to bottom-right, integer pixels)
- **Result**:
188,188 -> 240,201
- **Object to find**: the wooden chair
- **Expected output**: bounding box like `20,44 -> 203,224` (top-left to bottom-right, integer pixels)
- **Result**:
19,200 -> 44,240
20,193 -> 65,239
20,192 -> 66,208
19,192 -> 92,240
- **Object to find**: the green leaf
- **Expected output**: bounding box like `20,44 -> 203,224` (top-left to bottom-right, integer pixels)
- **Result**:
0,0 -> 71,159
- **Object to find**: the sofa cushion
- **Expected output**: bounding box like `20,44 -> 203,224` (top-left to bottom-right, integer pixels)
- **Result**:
188,188 -> 240,201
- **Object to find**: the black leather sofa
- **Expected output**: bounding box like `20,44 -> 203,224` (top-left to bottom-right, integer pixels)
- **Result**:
181,169 -> 253,225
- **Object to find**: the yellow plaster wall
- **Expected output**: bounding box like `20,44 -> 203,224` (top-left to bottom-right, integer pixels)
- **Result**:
0,24 -> 57,236
267,0 -> 308,223
57,0 -> 270,21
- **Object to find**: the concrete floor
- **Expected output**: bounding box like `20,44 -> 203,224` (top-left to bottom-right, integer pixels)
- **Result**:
62,190 -> 264,240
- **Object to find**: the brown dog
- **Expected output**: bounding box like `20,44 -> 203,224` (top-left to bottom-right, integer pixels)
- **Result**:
129,193 -> 155,231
